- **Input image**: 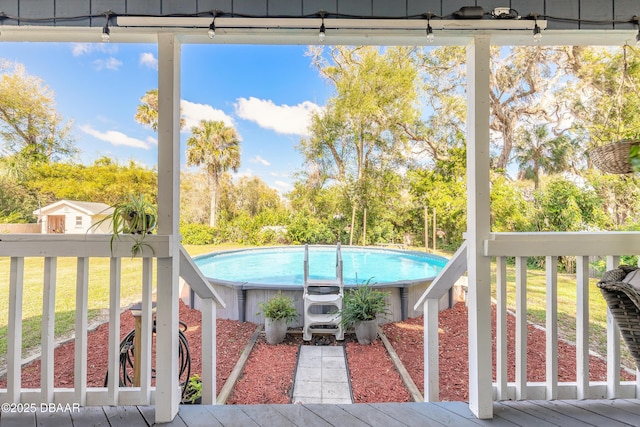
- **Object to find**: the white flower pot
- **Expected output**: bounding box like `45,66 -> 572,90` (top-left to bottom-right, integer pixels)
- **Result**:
354,319 -> 378,345
265,318 -> 288,345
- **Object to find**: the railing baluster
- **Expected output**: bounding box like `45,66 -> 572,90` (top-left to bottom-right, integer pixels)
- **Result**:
140,258 -> 153,402
605,255 -> 621,398
515,256 -> 527,400
201,297 -> 216,404
7,257 -> 24,403
576,256 -> 590,399
107,257 -> 121,405
41,257 -> 57,403
423,297 -> 439,401
75,257 -> 89,405
545,256 -> 558,400
495,256 -> 507,400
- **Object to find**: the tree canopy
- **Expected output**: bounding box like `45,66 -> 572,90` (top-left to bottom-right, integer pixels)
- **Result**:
0,62 -> 75,162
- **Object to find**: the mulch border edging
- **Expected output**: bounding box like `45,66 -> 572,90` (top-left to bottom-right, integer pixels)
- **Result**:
216,324 -> 263,404
377,326 -> 423,402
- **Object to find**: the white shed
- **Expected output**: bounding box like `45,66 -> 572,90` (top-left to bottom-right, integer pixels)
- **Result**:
34,200 -> 113,234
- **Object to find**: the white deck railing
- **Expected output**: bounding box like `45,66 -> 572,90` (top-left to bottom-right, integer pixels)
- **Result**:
0,234 -> 223,407
3,232 -> 640,410
418,232 -> 640,402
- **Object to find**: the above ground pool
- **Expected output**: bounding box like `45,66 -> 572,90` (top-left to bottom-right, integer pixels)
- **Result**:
194,245 -> 448,286
191,245 -> 451,325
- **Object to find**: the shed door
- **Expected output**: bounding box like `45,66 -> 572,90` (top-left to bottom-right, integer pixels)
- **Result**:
48,215 -> 65,233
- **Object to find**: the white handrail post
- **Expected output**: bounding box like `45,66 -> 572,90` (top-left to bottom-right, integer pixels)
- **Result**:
41,257 -> 57,403
201,298 -> 216,404
495,256 -> 507,400
545,256 -> 558,400
107,257 -> 121,405
605,255 -> 621,398
576,256 -> 590,399
7,257 -> 24,403
140,258 -> 154,402
423,298 -> 439,401
515,256 -> 527,400
75,257 -> 89,405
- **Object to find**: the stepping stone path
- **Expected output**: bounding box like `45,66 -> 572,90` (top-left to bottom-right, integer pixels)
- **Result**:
292,345 -> 352,404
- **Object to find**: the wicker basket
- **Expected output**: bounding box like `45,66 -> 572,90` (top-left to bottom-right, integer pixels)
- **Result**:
597,265 -> 640,370
589,140 -> 640,174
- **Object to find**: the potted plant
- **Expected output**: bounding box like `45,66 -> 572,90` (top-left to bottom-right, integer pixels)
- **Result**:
93,194 -> 158,256
258,292 -> 298,345
181,374 -> 202,404
340,280 -> 390,345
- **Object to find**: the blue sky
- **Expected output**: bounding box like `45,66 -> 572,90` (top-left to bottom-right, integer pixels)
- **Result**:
1,42 -> 330,193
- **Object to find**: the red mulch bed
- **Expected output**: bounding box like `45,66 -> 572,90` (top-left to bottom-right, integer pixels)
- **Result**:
3,301 -> 635,404
226,336 -> 299,404
0,301 -> 257,395
382,302 -> 636,402
345,338 -> 412,403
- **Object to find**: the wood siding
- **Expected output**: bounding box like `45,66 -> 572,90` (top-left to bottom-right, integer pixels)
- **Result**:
2,0 -> 637,30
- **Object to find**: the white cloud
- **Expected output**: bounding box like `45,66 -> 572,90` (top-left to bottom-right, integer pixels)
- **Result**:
93,57 -> 123,71
146,136 -> 158,146
234,97 -> 322,136
270,171 -> 289,178
235,169 -> 254,179
71,43 -> 117,57
79,124 -> 152,150
274,180 -> 293,191
139,52 -> 158,70
181,100 -> 235,131
251,155 -> 271,166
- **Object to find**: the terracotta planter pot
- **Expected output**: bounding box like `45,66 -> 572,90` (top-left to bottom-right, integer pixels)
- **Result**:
265,318 -> 288,344
354,319 -> 378,344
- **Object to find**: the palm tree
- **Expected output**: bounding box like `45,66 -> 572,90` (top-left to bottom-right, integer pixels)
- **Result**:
134,89 -> 185,131
186,120 -> 241,227
514,124 -> 575,189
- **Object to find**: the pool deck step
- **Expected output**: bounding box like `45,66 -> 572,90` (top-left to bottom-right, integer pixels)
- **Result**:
292,346 -> 352,404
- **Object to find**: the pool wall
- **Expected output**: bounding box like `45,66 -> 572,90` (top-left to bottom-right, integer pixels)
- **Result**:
180,277 -> 466,327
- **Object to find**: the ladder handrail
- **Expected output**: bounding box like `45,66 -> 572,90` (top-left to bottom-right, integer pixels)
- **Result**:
303,243 -> 344,286
304,243 -> 310,284
335,242 -> 343,283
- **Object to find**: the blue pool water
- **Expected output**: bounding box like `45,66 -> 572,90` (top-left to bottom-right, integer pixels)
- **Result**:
194,246 -> 448,285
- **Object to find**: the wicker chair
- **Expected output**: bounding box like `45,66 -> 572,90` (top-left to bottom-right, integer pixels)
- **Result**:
597,265 -> 640,370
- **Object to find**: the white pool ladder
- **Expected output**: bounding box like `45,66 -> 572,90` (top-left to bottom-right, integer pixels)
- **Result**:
302,243 -> 344,341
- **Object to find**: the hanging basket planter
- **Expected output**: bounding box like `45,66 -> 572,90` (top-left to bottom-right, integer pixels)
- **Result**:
589,140 -> 640,174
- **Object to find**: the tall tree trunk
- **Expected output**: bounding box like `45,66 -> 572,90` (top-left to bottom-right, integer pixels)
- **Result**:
209,174 -> 219,228
496,122 -> 514,170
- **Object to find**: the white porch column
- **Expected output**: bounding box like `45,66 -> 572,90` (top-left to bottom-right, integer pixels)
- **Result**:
155,32 -> 181,423
466,35 -> 493,419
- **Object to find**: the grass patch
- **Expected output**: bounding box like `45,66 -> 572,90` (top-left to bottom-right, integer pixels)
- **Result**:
0,256 -> 157,368
493,263 -> 634,370
0,243 -> 246,370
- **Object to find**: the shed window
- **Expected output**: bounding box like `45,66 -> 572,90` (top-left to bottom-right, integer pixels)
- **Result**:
75,216 -> 83,228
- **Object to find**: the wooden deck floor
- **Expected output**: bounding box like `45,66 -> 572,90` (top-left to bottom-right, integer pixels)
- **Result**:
1,399 -> 640,426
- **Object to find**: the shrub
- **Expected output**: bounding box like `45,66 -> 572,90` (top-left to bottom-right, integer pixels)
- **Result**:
180,223 -> 216,245
287,213 -> 334,244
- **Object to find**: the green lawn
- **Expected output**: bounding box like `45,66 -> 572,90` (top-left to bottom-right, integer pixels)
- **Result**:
493,264 -> 634,370
0,243 -> 245,368
0,256 -> 155,364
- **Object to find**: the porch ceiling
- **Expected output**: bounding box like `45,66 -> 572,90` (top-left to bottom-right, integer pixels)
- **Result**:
0,21 -> 636,47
